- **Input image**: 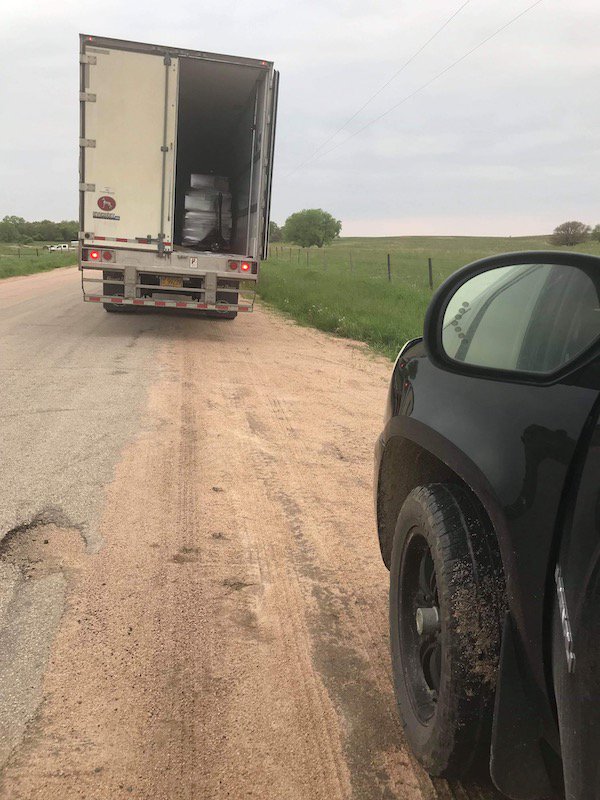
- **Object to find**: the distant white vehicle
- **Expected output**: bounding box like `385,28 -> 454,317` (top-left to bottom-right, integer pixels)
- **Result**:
49,244 -> 70,251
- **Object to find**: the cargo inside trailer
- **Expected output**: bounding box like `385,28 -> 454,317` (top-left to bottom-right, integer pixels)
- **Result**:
174,57 -> 267,256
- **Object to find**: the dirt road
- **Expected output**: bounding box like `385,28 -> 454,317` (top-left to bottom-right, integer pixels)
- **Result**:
0,268 -> 500,799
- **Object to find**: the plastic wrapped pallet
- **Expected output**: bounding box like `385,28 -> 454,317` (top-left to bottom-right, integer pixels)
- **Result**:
185,190 -> 232,213
182,212 -> 216,246
190,174 -> 229,192
182,211 -> 232,247
182,174 -> 232,248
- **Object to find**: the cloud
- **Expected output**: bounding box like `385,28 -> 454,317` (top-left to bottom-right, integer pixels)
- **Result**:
1,0 -> 599,234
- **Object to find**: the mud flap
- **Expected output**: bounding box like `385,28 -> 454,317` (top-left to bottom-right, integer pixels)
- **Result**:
490,615 -> 553,799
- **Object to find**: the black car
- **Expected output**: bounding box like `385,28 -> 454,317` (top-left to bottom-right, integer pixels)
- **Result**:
374,251 -> 600,800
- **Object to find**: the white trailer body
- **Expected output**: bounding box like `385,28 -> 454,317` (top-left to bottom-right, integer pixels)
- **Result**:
79,34 -> 279,315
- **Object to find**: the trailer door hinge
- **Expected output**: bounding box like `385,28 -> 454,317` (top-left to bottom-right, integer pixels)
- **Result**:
164,55 -> 172,66
79,138 -> 96,148
79,91 -> 96,102
79,182 -> 96,192
80,54 -> 97,65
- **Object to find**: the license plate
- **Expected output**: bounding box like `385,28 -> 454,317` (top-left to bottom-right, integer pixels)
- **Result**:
160,276 -> 183,289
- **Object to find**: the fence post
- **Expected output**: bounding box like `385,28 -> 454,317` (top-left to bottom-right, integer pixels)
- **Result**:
349,251 -> 354,273
428,258 -> 433,290
36,248 -> 39,257
387,253 -> 391,282
297,249 -> 300,263
18,248 -> 21,259
306,250 -> 309,266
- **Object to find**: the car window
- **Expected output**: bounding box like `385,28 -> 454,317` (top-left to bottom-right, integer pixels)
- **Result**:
443,264 -> 600,373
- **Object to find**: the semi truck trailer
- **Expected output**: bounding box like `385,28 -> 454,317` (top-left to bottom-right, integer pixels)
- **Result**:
78,34 -> 279,317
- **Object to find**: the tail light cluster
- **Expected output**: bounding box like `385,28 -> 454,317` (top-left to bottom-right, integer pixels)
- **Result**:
228,259 -> 258,274
83,248 -> 116,263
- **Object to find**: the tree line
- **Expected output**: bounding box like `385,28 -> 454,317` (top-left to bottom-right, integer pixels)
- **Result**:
0,216 -> 78,243
4,213 -> 599,249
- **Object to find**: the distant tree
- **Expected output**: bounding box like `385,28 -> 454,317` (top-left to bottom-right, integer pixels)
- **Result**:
0,219 -> 18,242
591,224 -> 600,242
269,221 -> 283,242
58,220 -> 78,240
283,209 -> 341,248
551,220 -> 591,246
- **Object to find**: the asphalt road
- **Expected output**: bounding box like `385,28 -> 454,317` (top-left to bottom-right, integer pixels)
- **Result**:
0,267 -> 502,799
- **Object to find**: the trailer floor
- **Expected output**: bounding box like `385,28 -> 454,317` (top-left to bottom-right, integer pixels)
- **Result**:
0,268 -> 502,800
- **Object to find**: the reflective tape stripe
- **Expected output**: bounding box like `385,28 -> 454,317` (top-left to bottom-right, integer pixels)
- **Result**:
81,237 -> 172,246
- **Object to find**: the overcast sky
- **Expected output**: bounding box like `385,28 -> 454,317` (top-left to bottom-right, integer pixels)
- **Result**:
1,0 -> 599,236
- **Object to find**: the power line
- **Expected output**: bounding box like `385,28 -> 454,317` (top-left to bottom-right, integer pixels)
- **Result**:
284,1 -> 471,179
286,1 -> 471,178
287,0 -> 545,175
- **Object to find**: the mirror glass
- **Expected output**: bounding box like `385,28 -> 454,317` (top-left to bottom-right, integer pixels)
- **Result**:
442,263 -> 600,373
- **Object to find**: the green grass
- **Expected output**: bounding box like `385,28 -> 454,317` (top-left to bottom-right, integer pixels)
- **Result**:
0,244 -> 77,280
259,236 -> 600,359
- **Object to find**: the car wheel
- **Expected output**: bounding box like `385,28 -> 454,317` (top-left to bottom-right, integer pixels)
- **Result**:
103,303 -> 126,312
389,483 -> 504,778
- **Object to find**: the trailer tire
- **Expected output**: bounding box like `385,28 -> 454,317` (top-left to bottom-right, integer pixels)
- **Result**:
200,310 -> 237,320
389,484 -> 504,779
103,303 -> 127,313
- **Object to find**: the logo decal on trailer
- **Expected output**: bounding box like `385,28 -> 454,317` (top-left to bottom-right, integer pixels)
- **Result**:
98,196 -> 116,211
93,212 -> 120,220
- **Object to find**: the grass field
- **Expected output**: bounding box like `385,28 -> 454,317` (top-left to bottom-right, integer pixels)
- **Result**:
0,244 -> 77,280
258,236 -> 600,359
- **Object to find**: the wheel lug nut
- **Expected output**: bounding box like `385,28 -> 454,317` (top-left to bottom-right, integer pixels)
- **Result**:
415,606 -> 440,636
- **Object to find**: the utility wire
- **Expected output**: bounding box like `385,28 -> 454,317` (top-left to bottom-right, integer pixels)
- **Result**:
286,0 -> 545,175
285,0 -> 471,178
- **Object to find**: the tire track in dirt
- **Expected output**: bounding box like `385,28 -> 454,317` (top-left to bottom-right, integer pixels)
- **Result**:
223,313 -> 504,800
236,348 -> 437,800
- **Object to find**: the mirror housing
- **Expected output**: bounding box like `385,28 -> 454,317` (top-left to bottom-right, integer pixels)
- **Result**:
423,251 -> 600,386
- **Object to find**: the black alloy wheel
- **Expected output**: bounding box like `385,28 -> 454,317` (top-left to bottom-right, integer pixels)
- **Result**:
399,532 -> 442,724
389,484 -> 504,778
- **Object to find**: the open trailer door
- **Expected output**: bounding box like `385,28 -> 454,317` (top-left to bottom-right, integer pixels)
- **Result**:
79,35 -> 178,252
261,69 -> 279,259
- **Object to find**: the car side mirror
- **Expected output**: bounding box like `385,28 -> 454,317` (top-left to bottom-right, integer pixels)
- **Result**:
423,251 -> 600,385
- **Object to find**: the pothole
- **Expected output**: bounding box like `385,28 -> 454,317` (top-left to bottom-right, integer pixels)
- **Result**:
0,507 -> 87,771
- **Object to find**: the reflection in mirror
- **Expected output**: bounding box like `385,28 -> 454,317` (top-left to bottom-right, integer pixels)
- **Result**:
442,263 -> 600,374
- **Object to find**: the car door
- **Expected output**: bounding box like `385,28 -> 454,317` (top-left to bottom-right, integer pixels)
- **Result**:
552,395 -> 600,798
417,252 -> 600,796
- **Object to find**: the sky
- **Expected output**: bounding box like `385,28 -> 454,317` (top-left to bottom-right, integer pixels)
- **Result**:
1,0 -> 599,236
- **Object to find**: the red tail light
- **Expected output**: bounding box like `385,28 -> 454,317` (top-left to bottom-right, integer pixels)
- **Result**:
241,261 -> 250,271
102,250 -> 113,261
90,250 -> 100,260
229,261 -> 239,271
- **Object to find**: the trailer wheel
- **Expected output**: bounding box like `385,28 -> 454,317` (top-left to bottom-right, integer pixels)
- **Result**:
103,303 -> 127,313
200,310 -> 237,320
389,484 -> 504,778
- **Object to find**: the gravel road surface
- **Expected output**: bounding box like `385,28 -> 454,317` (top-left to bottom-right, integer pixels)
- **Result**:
0,268 -> 502,799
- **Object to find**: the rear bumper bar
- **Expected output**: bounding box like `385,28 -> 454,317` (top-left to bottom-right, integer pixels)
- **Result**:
85,295 -> 252,312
